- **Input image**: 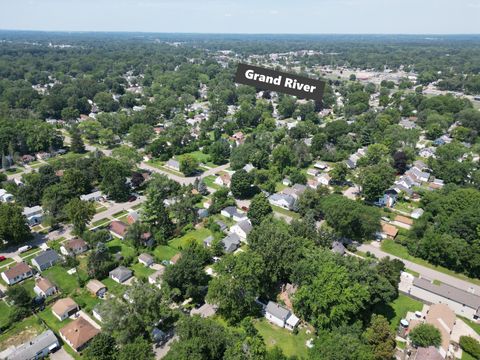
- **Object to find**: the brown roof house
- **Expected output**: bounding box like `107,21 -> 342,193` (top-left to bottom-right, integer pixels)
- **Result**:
52,297 -> 79,321
61,238 -> 89,256
376,222 -> 398,240
394,215 -> 414,230
86,279 -> 107,298
425,304 -> 456,358
59,316 -> 100,352
109,220 -> 128,239
34,277 -> 57,298
1,262 -> 33,285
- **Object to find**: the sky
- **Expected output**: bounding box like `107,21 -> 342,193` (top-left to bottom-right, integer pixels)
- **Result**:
1,0 -> 480,34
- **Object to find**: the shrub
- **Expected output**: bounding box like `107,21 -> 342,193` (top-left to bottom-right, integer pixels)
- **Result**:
460,336 -> 480,358
409,324 -> 441,348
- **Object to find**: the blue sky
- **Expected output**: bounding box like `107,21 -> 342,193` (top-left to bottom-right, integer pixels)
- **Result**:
1,0 -> 479,34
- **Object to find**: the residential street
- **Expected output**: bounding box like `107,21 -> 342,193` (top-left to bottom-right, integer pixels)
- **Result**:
358,242 -> 480,294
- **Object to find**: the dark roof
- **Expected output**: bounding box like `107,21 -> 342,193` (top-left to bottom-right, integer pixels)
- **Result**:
222,233 -> 240,253
413,277 -> 480,310
3,262 -> 32,280
8,330 -> 58,360
33,250 -> 60,266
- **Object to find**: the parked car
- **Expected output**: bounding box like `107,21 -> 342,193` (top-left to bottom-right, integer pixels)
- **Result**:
128,195 -> 137,202
0,256 -> 6,262
18,245 -> 32,253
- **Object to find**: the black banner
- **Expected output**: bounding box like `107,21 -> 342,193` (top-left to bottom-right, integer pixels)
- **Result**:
235,63 -> 325,102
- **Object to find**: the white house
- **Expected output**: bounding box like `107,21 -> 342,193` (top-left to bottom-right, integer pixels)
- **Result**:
22,206 -> 43,226
138,253 -> 154,267
317,173 -> 331,186
229,220 -> 252,241
268,193 -> 295,211
265,301 -> 299,331
1,263 -> 33,285
0,189 -> 14,203
80,191 -> 103,202
34,277 -> 57,298
165,159 -> 180,172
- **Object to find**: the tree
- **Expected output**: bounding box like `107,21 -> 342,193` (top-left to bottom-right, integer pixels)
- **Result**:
209,140 -> 230,165
309,327 -> 373,360
112,146 -> 142,167
272,145 -> 295,170
358,164 -> 396,201
180,155 -> 198,176
409,324 -> 441,348
41,184 -> 73,224
209,187 -> 235,214
64,198 -> 96,235
142,182 -> 175,239
127,124 -> 153,148
393,151 -> 408,174
84,333 -> 117,360
231,169 -> 255,199
163,245 -> 210,302
247,194 -> 272,226
207,252 -> 266,323
6,286 -> 32,308
330,162 -> 349,183
365,315 -> 396,360
69,125 -> 85,153
0,203 -> 32,249
459,336 -> 480,359
98,158 -> 131,202
125,222 -> 151,249
117,337 -> 154,360
94,92 -> 119,112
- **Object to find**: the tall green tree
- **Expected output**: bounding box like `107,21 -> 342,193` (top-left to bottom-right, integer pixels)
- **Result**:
365,315 -> 396,360
0,203 -> 32,249
247,194 -> 272,226
64,198 -> 96,235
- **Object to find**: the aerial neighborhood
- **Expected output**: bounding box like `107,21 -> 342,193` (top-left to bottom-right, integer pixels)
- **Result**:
1,27 -> 480,360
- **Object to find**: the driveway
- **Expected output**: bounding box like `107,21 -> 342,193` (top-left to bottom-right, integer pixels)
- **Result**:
153,335 -> 178,359
50,347 -> 74,360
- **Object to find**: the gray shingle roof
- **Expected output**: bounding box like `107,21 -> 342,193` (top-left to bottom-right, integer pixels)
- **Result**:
413,277 -> 480,310
8,330 -> 58,360
33,250 -> 60,267
266,301 -> 290,321
222,233 -> 240,253
109,266 -> 133,282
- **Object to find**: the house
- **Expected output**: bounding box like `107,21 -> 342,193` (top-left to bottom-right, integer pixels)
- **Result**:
197,208 -> 209,219
0,189 -> 14,203
34,277 -> 57,298
399,118 -> 416,129
21,154 -> 35,164
331,241 -> 346,256
6,330 -> 59,360
424,304 -> 456,358
214,173 -> 231,187
411,208 -> 424,219
138,253 -> 154,267
92,304 -> 107,322
151,327 -> 167,344
170,253 -> 182,265
231,132 -> 245,145
376,191 -> 397,208
203,235 -> 214,247
376,222 -> 398,240
203,199 -> 212,209
222,233 -> 241,253
61,238 -> 89,256
109,266 -> 133,284
413,347 -> 443,360
282,178 -> 292,186
220,206 -> 247,222
148,267 -> 166,287
313,161 -> 329,170
307,168 -> 319,177
265,301 -> 300,331
215,220 -> 228,232
80,191 -> 103,202
410,277 -> 480,320
243,163 -> 255,173
291,184 -> 307,197
22,206 -> 43,226
307,178 -> 319,189
230,220 -> 252,241
126,210 -> 140,225
109,220 -> 128,239
52,297 -> 79,321
406,167 -> 430,183
86,279 -> 107,298
190,303 -> 217,318
268,193 -> 295,210
1,263 -> 33,285
317,173 -> 331,186
31,250 -> 60,272
394,215 -> 414,229
59,316 -> 100,352
165,159 -> 180,172
419,147 -> 437,159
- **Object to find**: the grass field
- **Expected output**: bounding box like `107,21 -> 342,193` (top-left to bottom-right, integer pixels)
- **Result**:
37,305 -> 72,333
203,175 -> 221,190
381,240 -> 480,286
112,210 -> 129,218
71,289 -> 101,313
374,294 -> 423,331
0,301 -> 11,328
101,277 -> 126,297
42,265 -> 82,295
91,217 -> 111,228
131,262 -> 155,280
254,319 -> 311,358
0,316 -> 44,351
271,205 -> 301,220
169,227 -> 212,250
180,151 -> 216,167
153,245 -> 179,262
19,247 -> 40,259
106,238 -> 137,259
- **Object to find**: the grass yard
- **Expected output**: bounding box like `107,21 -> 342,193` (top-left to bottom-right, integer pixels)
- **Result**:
18,278 -> 36,298
381,239 -> 480,286
91,217 -> 111,228
42,265 -> 81,295
71,289 -> 101,313
101,277 -> 126,297
169,227 -> 212,250
106,238 -> 137,258
271,205 -> 301,220
462,351 -> 476,360
0,257 -> 16,269
0,316 -> 45,351
19,247 -> 40,259
131,262 -> 155,280
37,306 -> 72,333
153,245 -> 179,262
95,204 -> 108,214
0,301 -> 12,328
394,200 -> 418,213
254,319 -> 311,358
180,151 -> 216,167
112,210 -> 129,218
374,294 -> 423,331
203,175 -> 221,190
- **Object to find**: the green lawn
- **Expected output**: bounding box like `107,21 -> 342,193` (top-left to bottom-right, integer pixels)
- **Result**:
169,227 -> 212,250
460,317 -> 480,336
381,240 -> 480,286
462,351 -> 476,360
203,175 -> 221,190
18,278 -> 36,298
42,265 -> 81,295
180,151 -> 215,167
394,200 -> 418,213
254,319 -> 311,358
37,305 -> 72,333
0,316 -> 45,351
153,245 -> 179,262
19,247 -> 40,259
106,238 -> 137,258
131,262 -> 155,280
71,289 -> 101,313
374,294 -> 423,331
91,217 -> 111,228
271,205 -> 301,220
0,301 -> 12,328
0,257 -> 16,268
101,277 -> 125,297
112,210 -> 129,218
